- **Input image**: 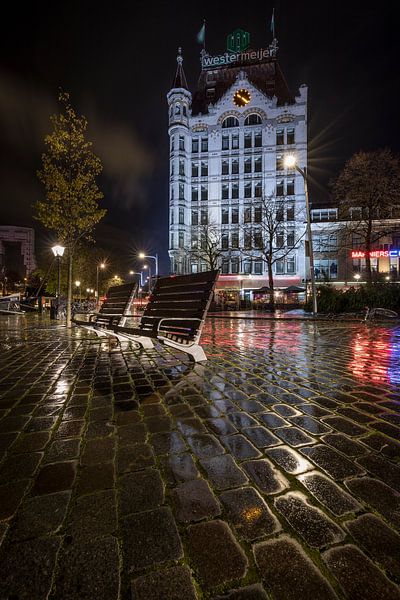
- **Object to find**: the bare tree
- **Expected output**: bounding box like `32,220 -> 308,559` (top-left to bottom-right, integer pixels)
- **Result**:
332,149 -> 400,283
189,222 -> 223,271
243,195 -> 306,307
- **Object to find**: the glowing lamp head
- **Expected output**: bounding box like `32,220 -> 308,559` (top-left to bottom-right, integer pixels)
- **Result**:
143,265 -> 148,270
139,252 -> 145,259
51,244 -> 65,257
75,280 -> 81,287
354,273 -> 361,281
284,154 -> 297,169
100,262 -> 106,269
129,270 -> 134,275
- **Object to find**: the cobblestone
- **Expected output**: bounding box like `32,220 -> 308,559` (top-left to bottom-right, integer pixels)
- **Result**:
323,545 -> 400,600
1,316 -> 400,598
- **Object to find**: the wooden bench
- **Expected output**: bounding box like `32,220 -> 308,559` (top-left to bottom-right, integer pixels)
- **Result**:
110,270 -> 218,362
72,282 -> 138,333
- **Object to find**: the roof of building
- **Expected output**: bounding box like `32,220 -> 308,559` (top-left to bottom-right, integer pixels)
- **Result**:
171,48 -> 189,91
191,56 -> 295,116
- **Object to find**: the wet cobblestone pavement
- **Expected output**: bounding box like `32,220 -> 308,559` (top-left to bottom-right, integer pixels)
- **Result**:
0,314 -> 399,599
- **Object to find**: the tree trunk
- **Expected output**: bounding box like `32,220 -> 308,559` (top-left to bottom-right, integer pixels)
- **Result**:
66,250 -> 73,327
365,222 -> 372,285
267,259 -> 275,310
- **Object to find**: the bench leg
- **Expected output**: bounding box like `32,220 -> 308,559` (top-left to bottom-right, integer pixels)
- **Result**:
163,339 -> 207,362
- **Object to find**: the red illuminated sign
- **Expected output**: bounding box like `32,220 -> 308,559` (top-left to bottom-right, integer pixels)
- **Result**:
351,249 -> 400,258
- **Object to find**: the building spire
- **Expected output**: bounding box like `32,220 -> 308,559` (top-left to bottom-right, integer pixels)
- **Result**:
172,47 -> 188,90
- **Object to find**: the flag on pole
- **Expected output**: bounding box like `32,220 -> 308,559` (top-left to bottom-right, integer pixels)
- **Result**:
270,8 -> 275,39
197,21 -> 206,46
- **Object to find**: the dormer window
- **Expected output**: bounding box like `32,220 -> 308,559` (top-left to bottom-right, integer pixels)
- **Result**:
222,116 -> 239,128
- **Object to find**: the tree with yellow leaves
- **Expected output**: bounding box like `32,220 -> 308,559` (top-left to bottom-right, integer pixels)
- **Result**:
36,92 -> 106,325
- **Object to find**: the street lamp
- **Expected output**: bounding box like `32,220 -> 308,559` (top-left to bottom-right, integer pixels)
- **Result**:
51,245 -> 65,298
283,155 -> 317,315
75,280 -> 81,302
96,261 -> 106,307
354,273 -> 361,281
138,252 -> 158,277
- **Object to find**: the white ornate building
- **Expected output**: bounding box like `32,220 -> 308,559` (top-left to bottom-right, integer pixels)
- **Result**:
167,30 -> 308,298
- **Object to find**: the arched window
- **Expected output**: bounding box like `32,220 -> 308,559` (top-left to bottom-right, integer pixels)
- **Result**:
175,103 -> 181,115
222,116 -> 239,128
244,113 -> 262,126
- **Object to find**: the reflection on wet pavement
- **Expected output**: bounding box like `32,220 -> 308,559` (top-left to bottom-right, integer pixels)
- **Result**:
0,314 -> 400,599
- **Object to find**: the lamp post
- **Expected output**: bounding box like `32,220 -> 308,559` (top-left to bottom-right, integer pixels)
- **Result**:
129,270 -> 144,286
283,155 -> 317,315
138,252 -> 158,278
142,264 -> 152,292
96,262 -> 106,308
51,245 -> 65,298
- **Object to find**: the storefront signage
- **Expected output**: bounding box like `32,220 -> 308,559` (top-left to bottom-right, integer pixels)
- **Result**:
351,249 -> 400,258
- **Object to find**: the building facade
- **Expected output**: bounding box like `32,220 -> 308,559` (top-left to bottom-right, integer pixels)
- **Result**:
0,225 -> 37,280
311,206 -> 400,285
167,30 -> 308,299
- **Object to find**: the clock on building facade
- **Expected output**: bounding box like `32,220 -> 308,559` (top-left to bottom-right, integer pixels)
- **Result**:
233,89 -> 251,107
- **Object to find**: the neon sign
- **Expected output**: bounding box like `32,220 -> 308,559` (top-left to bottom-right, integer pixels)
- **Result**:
351,249 -> 400,258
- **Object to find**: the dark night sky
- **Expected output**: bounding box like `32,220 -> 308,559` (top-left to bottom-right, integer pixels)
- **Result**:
0,1 -> 399,274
